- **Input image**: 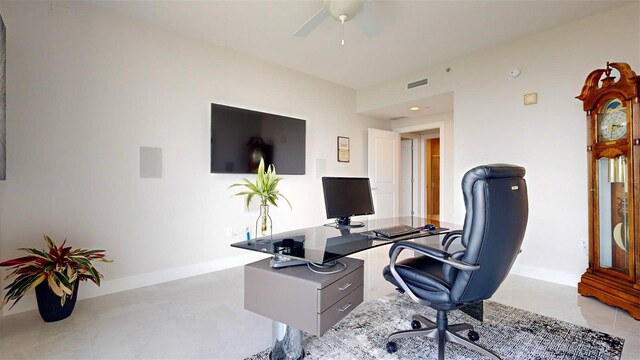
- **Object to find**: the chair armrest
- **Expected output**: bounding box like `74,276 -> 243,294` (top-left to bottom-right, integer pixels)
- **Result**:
387,241 -> 479,305
389,241 -> 479,272
441,230 -> 463,251
389,240 -> 449,259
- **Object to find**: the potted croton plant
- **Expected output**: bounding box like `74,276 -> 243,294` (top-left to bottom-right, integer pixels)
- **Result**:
0,235 -> 111,322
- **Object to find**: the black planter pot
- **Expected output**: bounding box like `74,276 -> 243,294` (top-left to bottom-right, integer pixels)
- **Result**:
35,279 -> 79,322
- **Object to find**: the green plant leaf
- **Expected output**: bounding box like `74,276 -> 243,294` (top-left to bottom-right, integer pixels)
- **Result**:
0,255 -> 40,267
17,248 -> 52,261
24,274 -> 46,297
4,273 -> 45,310
228,157 -> 292,210
69,256 -> 101,286
52,271 -> 73,295
47,276 -> 65,298
43,235 -> 56,250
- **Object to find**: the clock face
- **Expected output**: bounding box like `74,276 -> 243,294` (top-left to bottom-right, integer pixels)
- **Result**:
600,111 -> 627,140
599,99 -> 627,141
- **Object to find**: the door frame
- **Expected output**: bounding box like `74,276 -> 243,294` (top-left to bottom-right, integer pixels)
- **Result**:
393,121 -> 445,219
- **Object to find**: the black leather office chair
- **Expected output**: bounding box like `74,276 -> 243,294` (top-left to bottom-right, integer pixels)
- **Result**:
383,164 -> 528,360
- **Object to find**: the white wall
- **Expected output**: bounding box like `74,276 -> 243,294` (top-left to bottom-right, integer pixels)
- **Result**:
358,3 -> 640,286
0,1 -> 390,314
392,112 -> 454,222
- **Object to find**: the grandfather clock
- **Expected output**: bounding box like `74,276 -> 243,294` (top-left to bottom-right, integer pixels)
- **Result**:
577,62 -> 640,320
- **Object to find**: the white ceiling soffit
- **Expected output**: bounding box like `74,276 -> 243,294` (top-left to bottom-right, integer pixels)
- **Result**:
362,92 -> 454,121
87,0 -> 634,90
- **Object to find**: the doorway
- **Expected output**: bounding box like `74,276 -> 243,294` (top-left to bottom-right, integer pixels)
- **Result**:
425,138 -> 440,220
400,137 -> 419,217
396,123 -> 443,220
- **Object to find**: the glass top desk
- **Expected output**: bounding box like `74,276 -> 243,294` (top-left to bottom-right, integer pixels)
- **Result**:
231,216 -> 459,267
234,217 -> 481,360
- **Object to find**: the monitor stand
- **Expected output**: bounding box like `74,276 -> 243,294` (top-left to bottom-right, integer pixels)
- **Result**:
269,254 -> 308,269
323,217 -> 365,229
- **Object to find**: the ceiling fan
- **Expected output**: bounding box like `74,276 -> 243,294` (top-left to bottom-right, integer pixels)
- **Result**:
294,0 -> 382,45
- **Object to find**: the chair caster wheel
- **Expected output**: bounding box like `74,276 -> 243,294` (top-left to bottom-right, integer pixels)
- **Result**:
411,320 -> 421,329
468,330 -> 480,342
386,341 -> 398,353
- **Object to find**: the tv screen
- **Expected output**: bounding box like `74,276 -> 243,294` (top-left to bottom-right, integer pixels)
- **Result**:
322,177 -> 375,221
211,103 -> 306,175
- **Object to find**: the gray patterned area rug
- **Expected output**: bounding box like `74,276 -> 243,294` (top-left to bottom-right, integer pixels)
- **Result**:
246,292 -> 624,360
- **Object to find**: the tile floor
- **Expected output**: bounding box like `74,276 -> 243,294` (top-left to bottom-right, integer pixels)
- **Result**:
0,246 -> 639,360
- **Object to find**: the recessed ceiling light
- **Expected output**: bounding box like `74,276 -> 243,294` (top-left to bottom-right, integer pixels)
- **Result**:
409,106 -> 420,111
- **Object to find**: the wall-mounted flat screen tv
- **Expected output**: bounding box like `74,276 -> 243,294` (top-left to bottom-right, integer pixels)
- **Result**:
211,103 -> 306,175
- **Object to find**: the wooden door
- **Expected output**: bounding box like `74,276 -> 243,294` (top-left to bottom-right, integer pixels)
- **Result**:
426,138 -> 440,220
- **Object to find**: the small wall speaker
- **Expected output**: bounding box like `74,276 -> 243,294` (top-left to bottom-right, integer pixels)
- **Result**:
139,147 -> 162,178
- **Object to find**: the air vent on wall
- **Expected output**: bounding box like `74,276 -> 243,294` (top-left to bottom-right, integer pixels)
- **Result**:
407,77 -> 429,90
390,116 -> 407,121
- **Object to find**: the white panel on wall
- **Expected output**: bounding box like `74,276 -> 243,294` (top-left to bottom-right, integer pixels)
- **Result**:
139,147 -> 162,178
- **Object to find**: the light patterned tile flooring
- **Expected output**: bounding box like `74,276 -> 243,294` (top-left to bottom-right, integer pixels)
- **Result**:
1,253 -> 639,360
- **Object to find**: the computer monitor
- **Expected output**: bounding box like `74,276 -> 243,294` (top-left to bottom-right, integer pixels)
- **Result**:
322,177 -> 375,227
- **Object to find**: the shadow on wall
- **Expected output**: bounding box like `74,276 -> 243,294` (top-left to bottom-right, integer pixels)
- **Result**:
0,12 -> 6,180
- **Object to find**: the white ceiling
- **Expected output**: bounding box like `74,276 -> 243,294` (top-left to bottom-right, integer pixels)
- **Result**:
87,0 -> 633,91
361,92 -> 454,120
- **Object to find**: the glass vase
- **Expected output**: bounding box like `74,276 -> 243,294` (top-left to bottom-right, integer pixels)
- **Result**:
256,204 -> 272,239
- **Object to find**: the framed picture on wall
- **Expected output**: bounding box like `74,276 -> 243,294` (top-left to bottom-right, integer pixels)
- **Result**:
337,136 -> 349,163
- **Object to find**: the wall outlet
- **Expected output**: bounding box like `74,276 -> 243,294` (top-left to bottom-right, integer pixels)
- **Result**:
580,239 -> 588,251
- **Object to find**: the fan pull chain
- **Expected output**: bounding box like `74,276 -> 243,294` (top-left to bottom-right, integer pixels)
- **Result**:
339,15 -> 347,46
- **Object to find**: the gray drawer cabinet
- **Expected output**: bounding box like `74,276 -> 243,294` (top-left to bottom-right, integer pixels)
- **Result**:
244,257 -> 364,337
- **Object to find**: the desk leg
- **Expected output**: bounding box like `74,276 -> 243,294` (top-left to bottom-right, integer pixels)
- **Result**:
270,321 -> 303,360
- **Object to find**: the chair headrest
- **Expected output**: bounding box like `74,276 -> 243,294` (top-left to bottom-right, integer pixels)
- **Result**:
460,164 -> 526,248
463,164 -> 525,185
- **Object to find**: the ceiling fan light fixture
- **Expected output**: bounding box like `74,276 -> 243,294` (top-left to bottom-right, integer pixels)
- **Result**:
325,0 -> 364,21
294,0 -> 381,39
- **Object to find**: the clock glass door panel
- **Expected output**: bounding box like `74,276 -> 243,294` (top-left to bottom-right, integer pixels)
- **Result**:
596,156 -> 630,276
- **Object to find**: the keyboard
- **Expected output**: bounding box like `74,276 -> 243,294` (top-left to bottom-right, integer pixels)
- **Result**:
373,224 -> 420,238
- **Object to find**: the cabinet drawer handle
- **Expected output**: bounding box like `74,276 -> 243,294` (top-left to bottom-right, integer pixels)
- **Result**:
338,303 -> 352,312
338,283 -> 353,291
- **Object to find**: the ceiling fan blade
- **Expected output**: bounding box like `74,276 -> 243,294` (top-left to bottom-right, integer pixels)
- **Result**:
294,7 -> 328,37
354,9 -> 382,38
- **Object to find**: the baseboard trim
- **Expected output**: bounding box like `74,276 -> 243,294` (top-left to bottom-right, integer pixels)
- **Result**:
2,252 -> 268,316
510,263 -> 580,288
3,256 -> 581,316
